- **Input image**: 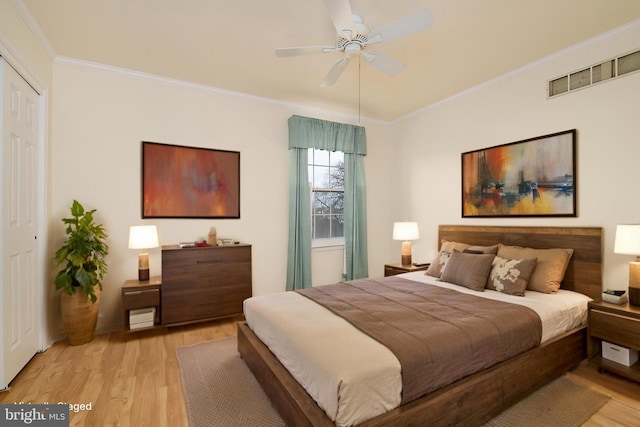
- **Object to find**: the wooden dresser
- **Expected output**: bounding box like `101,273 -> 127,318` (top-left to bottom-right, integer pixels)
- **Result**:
161,244 -> 252,326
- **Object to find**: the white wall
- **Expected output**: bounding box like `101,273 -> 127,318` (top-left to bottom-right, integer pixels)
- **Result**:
393,21 -> 640,291
50,60 -> 394,335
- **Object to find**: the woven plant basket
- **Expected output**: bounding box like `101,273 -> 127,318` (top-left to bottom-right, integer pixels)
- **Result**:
60,286 -> 100,345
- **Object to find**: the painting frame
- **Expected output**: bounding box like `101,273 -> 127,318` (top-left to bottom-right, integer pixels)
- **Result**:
461,130 -> 576,218
141,141 -> 240,219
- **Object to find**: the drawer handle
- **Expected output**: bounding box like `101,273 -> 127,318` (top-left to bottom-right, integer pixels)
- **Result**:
125,290 -> 158,295
592,309 -> 640,323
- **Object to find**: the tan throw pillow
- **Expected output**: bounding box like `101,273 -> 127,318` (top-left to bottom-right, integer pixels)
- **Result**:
440,240 -> 471,253
467,244 -> 499,255
440,251 -> 495,292
487,256 -> 537,296
425,250 -> 452,278
440,239 -> 498,255
496,244 -> 574,293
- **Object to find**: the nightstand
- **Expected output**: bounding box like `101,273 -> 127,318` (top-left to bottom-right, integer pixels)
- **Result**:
384,262 -> 430,277
588,300 -> 640,383
121,276 -> 161,331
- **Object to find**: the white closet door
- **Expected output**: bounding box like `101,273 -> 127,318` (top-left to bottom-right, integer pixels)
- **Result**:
1,57 -> 40,390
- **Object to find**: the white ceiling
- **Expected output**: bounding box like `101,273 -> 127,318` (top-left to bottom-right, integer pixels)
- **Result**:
19,0 -> 640,121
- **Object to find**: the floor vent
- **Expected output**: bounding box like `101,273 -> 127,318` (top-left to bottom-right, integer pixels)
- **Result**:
548,48 -> 640,98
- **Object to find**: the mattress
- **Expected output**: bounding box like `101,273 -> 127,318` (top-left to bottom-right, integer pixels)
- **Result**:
243,272 -> 591,427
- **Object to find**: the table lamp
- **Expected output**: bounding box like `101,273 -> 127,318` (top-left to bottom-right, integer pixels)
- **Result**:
129,225 -> 159,281
614,224 -> 640,306
393,222 -> 420,266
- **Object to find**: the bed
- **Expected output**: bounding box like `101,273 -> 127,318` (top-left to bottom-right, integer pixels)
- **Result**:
238,225 -> 603,426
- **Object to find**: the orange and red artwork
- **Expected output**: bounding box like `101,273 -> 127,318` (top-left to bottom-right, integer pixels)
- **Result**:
462,130 -> 576,217
142,141 -> 240,218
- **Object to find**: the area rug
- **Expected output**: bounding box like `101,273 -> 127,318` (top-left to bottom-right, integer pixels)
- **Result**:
177,337 -> 609,427
176,337 -> 285,427
483,376 -> 610,427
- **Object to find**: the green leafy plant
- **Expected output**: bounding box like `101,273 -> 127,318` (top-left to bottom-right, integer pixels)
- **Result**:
54,200 -> 109,303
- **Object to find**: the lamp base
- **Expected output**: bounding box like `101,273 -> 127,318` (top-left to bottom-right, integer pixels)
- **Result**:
138,252 -> 150,282
401,241 -> 412,266
629,287 -> 640,306
629,262 -> 640,306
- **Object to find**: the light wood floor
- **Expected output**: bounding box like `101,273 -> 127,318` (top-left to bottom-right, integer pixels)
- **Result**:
2,317 -> 639,426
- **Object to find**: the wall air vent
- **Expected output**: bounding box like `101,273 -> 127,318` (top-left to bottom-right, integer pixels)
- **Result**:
548,48 -> 640,98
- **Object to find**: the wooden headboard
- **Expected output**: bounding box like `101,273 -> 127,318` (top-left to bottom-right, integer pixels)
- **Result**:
438,225 -> 603,301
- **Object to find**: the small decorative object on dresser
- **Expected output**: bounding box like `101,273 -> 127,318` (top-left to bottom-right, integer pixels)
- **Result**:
207,226 -> 218,246
588,300 -> 640,383
602,289 -> 628,305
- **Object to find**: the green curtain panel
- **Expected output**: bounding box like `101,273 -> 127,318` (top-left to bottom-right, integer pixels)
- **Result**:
286,115 -> 368,290
286,147 -> 312,291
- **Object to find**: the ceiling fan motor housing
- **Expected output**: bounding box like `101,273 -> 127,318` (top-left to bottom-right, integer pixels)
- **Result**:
338,33 -> 368,57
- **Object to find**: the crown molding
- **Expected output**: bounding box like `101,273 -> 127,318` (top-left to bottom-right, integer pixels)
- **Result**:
11,0 -> 56,61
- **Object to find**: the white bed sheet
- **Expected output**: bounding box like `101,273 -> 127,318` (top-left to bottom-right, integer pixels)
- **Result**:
243,273 -> 592,427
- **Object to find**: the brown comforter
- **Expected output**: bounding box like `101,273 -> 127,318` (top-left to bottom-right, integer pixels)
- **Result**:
297,277 -> 542,404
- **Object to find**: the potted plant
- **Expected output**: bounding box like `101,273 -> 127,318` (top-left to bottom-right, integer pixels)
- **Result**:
54,200 -> 109,345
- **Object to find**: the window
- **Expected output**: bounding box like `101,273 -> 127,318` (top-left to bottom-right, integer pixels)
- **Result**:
308,149 -> 344,245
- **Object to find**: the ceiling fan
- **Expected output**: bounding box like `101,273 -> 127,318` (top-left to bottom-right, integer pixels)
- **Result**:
275,0 -> 433,87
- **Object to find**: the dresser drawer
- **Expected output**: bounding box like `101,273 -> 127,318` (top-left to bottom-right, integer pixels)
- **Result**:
591,309 -> 640,349
162,246 -> 251,280
122,288 -> 160,310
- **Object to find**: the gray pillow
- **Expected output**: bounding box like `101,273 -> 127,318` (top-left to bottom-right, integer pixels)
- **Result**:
440,251 -> 495,292
486,256 -> 537,296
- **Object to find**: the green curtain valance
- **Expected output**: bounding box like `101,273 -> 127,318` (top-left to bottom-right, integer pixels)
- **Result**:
288,115 -> 367,155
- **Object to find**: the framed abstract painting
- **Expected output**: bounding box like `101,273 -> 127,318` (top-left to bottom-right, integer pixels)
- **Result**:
461,130 -> 576,217
141,141 -> 240,218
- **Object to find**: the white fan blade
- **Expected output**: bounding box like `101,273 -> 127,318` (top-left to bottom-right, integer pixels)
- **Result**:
321,57 -> 349,87
275,46 -> 337,57
322,0 -> 356,38
362,51 -> 405,76
367,9 -> 433,45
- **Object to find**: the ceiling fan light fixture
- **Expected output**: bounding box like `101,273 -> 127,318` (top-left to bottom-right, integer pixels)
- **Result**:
344,42 -> 361,58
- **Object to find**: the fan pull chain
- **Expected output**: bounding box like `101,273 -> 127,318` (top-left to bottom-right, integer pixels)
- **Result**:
358,56 -> 361,125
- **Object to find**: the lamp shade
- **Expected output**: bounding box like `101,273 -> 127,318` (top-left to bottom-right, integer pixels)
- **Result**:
393,222 -> 419,241
614,224 -> 640,255
128,225 -> 159,250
